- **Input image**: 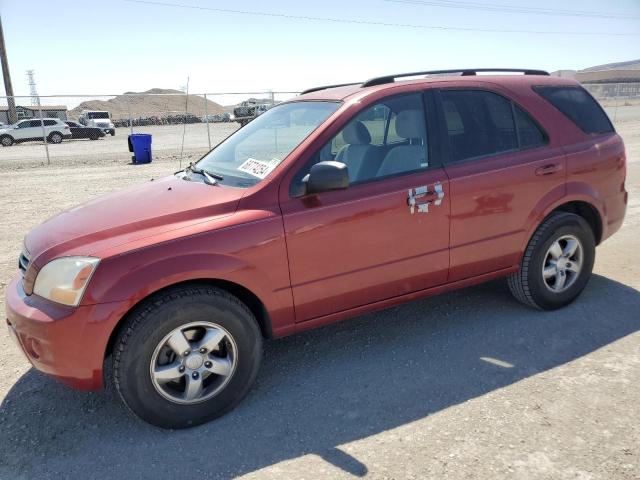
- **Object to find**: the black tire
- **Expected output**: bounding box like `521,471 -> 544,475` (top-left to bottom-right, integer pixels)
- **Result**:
0,135 -> 14,147
508,212 -> 595,310
48,132 -> 63,144
90,134 -> 99,140
110,130 -> 115,136
113,285 -> 263,429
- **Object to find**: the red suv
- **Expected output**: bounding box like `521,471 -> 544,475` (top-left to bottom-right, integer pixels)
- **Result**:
5,69 -> 627,428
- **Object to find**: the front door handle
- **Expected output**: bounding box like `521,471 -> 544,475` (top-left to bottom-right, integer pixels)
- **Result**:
407,183 -> 444,214
535,164 -> 562,176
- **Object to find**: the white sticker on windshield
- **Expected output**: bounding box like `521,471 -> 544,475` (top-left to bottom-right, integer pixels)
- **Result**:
237,157 -> 279,179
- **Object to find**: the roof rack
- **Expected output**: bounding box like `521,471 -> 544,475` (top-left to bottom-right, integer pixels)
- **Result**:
300,82 -> 361,95
362,68 -> 549,87
299,69 -> 550,95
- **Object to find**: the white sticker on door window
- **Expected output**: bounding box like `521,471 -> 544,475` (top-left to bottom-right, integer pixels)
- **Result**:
237,157 -> 279,179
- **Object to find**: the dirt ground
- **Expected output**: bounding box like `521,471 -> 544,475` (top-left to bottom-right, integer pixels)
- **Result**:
0,120 -> 638,479
0,123 -> 239,168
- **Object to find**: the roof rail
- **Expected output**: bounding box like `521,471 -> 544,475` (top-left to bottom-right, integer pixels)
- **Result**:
299,69 -> 550,95
361,68 -> 549,87
300,82 -> 361,95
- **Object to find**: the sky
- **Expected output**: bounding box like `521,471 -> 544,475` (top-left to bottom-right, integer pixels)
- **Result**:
1,0 -> 639,103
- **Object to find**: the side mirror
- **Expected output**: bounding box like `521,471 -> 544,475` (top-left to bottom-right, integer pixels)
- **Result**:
300,161 -> 349,196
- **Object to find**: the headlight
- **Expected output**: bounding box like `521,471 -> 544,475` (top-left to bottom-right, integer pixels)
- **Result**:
109,123 -> 114,128
33,257 -> 100,306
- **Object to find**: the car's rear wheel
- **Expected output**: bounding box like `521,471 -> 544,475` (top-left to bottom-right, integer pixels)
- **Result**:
48,132 -> 63,144
113,285 -> 263,429
508,212 -> 595,310
0,135 -> 14,147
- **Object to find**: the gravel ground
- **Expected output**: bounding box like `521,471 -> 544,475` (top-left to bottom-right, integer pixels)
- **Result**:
0,123 -> 239,168
0,121 -> 638,480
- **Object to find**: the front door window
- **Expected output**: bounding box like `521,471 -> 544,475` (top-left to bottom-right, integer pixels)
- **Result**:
291,93 -> 428,191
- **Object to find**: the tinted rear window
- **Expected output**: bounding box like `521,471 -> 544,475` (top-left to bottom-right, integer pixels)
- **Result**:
440,90 -> 518,162
534,85 -> 614,134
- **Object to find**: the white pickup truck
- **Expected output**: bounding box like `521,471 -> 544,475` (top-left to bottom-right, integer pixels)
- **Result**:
78,110 -> 115,136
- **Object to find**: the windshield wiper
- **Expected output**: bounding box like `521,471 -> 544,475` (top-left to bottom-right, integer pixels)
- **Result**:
177,162 -> 224,185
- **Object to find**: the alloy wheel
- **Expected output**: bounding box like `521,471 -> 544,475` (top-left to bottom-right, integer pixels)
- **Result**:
542,234 -> 583,293
149,321 -> 237,404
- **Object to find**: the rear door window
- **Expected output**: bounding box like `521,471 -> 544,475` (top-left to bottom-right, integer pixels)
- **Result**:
533,85 -> 614,134
439,90 -> 518,163
439,89 -> 548,163
43,119 -> 56,126
514,105 -> 546,148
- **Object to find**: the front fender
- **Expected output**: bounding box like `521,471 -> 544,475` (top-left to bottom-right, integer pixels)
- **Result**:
82,215 -> 295,335
86,252 -> 260,305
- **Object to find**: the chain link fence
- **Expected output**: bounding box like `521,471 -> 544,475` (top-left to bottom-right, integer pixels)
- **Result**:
0,91 -> 298,168
582,82 -> 640,124
0,83 -> 638,168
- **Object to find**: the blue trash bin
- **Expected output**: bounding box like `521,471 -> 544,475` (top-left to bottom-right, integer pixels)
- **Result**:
127,134 -> 152,164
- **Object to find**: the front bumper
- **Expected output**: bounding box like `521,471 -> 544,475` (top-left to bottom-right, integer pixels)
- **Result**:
5,275 -> 128,390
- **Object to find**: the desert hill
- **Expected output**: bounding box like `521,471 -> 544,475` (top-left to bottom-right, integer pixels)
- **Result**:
552,59 -> 640,83
69,88 -> 227,120
580,59 -> 640,72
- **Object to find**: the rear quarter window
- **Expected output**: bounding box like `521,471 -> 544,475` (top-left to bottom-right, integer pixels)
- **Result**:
533,85 -> 614,134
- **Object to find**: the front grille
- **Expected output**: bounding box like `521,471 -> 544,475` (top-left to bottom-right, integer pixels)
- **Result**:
18,248 -> 30,274
234,107 -> 251,117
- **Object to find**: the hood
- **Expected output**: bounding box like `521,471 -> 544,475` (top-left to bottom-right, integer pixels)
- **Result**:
26,175 -> 244,266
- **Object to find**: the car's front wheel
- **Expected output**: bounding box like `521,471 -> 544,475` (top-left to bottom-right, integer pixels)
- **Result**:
508,212 -> 595,310
113,285 -> 263,429
0,135 -> 14,147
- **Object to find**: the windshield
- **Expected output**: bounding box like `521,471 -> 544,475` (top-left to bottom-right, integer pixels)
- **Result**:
87,112 -> 109,119
196,101 -> 340,187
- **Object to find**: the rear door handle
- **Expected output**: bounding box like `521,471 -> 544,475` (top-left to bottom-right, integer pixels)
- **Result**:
535,164 -> 562,176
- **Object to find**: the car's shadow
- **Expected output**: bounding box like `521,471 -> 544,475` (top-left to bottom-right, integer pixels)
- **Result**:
1,275 -> 639,479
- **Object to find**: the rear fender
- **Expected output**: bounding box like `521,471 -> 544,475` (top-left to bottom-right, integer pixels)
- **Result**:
519,181 -> 603,254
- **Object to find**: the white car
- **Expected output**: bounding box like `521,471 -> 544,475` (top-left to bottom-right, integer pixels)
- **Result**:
0,118 -> 72,147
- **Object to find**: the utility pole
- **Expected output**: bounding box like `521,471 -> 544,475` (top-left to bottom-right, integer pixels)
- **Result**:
0,15 -> 17,123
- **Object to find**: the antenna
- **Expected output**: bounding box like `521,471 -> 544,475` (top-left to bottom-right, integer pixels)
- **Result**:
26,69 -> 38,106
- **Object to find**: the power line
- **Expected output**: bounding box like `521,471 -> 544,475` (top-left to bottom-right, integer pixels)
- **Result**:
385,0 -> 640,20
26,69 -> 38,106
121,0 -> 640,36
